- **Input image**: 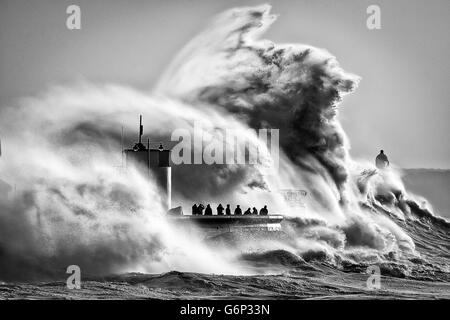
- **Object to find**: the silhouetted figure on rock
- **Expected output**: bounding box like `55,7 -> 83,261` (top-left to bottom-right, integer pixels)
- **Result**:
205,204 -> 213,216
226,204 -> 231,215
234,205 -> 242,215
217,203 -> 224,215
244,208 -> 251,215
198,204 -> 205,215
259,205 -> 268,215
192,203 -> 198,215
252,207 -> 258,215
375,150 -> 390,169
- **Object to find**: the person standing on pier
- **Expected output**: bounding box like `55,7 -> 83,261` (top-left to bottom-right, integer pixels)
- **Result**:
259,205 -> 268,215
205,204 -> 213,215
217,203 -> 224,215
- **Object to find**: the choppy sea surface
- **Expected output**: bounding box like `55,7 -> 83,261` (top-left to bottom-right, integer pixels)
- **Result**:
1,205 -> 449,300
1,268 -> 449,300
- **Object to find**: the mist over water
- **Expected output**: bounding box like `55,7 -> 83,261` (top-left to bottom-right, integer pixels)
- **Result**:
0,5 -> 448,282
0,86 -> 244,280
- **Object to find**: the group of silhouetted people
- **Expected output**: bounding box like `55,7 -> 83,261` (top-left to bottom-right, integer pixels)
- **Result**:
192,203 -> 269,216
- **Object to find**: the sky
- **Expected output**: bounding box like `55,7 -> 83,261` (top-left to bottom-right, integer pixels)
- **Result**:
0,0 -> 449,169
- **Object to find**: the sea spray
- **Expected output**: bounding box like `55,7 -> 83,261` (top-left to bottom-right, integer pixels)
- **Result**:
0,5 -> 448,282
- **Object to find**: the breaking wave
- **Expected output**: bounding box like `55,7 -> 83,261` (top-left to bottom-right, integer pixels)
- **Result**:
0,4 -> 448,282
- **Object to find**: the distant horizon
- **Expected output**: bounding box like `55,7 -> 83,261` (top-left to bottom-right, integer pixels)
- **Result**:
402,167 -> 450,172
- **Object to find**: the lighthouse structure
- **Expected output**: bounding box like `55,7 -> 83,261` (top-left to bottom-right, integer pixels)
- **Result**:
124,115 -> 172,210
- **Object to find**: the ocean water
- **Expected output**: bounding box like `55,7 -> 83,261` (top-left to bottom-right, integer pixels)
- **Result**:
0,5 -> 448,300
1,202 -> 448,300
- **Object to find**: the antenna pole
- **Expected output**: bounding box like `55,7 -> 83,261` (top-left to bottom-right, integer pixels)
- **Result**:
147,138 -> 150,177
138,115 -> 143,144
121,126 -> 124,167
